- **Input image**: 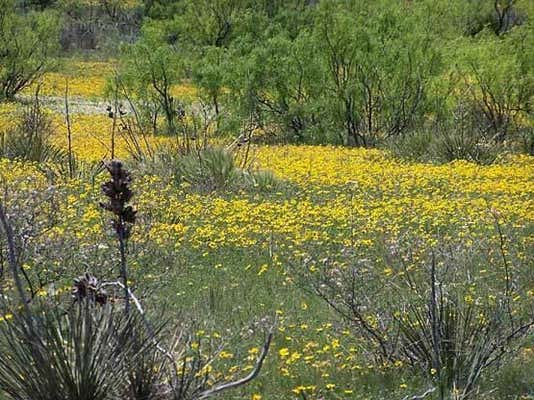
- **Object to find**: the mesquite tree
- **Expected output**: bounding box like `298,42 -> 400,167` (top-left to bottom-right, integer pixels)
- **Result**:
0,0 -> 59,100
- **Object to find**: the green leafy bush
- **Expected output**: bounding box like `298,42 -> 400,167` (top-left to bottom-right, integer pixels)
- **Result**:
0,0 -> 59,100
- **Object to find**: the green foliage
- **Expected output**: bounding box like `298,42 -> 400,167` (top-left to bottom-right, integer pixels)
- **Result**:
129,0 -> 443,146
115,22 -> 184,136
189,46 -> 228,119
118,0 -> 534,161
492,348 -> 534,399
174,146 -> 281,192
0,0 -> 59,100
449,26 -> 533,143
56,0 -> 143,55
16,0 -> 58,10
386,116 -> 503,165
180,146 -> 236,190
431,127 -> 502,165
247,169 -> 281,192
225,30 -> 326,142
312,0 -> 441,145
385,130 -> 434,163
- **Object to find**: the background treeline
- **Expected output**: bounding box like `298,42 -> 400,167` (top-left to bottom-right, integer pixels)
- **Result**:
3,0 -> 534,162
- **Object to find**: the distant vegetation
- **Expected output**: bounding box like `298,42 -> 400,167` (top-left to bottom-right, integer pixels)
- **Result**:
2,0 -> 533,160
111,0 -> 533,162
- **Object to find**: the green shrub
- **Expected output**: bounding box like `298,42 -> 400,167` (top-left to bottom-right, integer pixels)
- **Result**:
173,146 -> 281,193
451,27 -> 533,144
248,169 -> 281,192
491,347 -> 534,400
176,146 -> 238,191
431,127 -> 502,165
0,0 -> 59,100
491,348 -> 534,399
386,128 -> 501,165
515,128 -> 534,156
385,130 -> 434,162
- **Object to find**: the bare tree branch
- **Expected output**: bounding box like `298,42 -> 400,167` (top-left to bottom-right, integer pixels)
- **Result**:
401,387 -> 435,400
197,328 -> 273,399
0,201 -> 30,315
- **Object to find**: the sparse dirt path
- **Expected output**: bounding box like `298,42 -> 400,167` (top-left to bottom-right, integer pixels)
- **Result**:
16,94 -> 125,115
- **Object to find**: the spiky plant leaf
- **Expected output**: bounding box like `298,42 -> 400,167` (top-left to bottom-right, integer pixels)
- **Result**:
0,300 -> 150,400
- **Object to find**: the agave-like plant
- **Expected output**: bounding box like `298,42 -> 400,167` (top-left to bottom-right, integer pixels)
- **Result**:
175,146 -> 237,191
0,95 -> 69,166
0,299 -> 149,400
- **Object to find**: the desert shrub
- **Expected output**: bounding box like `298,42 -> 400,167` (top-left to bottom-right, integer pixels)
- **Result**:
220,1 -> 442,146
297,229 -> 533,399
247,169 -> 281,192
58,0 -> 142,54
315,1 -> 441,146
385,130 -> 434,162
431,126 -> 502,164
174,146 -> 282,193
114,24 -> 184,136
178,146 -> 237,190
517,127 -> 534,156
386,104 -> 505,165
0,0 -> 60,100
135,144 -> 281,193
223,29 -> 328,143
428,104 -> 502,164
448,25 -> 533,145
117,0 -> 445,147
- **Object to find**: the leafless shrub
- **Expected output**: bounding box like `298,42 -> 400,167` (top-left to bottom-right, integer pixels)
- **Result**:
297,230 -> 533,399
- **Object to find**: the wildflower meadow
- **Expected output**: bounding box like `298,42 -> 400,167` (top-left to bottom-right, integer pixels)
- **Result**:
0,1 -> 533,399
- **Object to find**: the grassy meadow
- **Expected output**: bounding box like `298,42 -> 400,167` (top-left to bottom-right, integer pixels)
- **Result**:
0,60 -> 533,399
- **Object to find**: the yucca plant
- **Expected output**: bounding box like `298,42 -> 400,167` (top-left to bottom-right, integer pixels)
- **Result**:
100,160 -> 137,313
248,169 -> 281,192
0,158 -> 273,400
0,298 -> 149,400
431,103 -> 501,165
45,158 -> 107,183
0,92 -> 69,165
176,147 -> 239,191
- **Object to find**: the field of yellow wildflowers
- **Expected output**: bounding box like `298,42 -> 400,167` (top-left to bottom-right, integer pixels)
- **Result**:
0,62 -> 533,400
